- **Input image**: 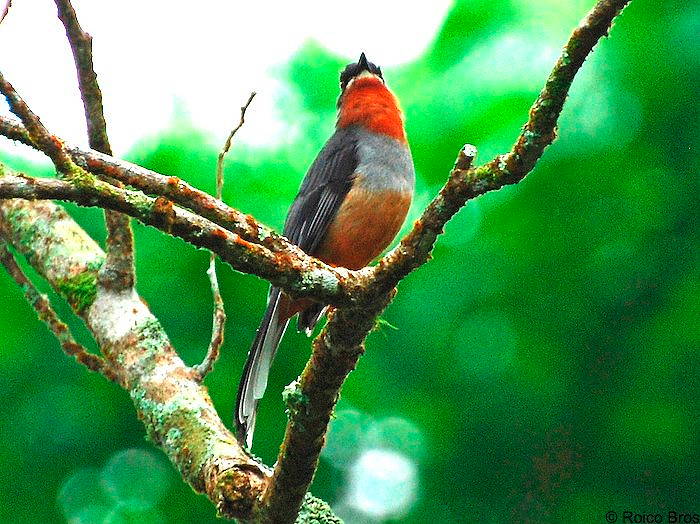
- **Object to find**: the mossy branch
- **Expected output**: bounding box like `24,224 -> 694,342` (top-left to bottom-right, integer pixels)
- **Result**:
0,198 -> 269,520
0,167 -> 352,305
0,0 -> 632,521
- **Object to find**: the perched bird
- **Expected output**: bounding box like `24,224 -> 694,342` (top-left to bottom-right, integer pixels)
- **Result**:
235,53 -> 415,448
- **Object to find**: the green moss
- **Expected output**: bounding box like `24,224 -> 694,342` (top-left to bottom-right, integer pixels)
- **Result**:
56,271 -> 98,314
257,226 -> 274,242
136,317 -> 170,354
64,164 -> 98,187
86,258 -> 105,272
296,493 -> 343,524
523,129 -> 541,147
373,317 -> 398,332
561,50 -> 571,66
282,379 -> 309,419
166,427 -> 182,443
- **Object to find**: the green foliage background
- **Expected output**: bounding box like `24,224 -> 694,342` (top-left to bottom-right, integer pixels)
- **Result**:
0,0 -> 697,522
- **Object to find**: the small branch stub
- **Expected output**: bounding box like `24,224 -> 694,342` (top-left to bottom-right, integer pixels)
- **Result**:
454,144 -> 477,170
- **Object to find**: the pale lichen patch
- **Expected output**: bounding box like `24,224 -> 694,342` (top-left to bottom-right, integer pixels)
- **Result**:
88,288 -> 152,345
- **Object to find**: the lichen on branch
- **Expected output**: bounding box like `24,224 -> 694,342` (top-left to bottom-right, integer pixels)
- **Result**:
0,198 -> 268,520
0,0 -> 633,521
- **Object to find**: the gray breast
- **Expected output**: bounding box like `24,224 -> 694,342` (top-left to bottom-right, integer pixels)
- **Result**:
354,128 -> 415,193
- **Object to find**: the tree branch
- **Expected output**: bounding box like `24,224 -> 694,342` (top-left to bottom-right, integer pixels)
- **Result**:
0,167 -> 353,305
0,227 -> 113,380
259,291 -> 396,523
54,0 -> 110,155
0,71 -> 78,175
0,115 -> 277,244
54,0 -> 136,291
0,197 -> 270,520
0,0 -> 632,520
258,0 -> 631,520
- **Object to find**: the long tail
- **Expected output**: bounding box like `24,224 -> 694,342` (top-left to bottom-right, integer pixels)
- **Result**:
235,287 -> 289,448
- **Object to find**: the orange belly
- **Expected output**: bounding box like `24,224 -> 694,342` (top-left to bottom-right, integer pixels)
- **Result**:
313,185 -> 412,269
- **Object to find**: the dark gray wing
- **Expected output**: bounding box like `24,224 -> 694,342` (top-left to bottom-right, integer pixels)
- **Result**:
283,127 -> 359,254
235,129 -> 360,447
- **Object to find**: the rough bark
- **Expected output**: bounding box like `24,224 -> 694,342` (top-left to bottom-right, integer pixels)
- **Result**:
0,0 -> 632,521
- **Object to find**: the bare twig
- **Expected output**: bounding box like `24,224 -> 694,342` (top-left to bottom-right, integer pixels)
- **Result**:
0,223 -> 113,379
0,115 -> 278,244
0,71 -> 77,175
0,114 -> 298,254
0,0 -> 11,26
195,92 -> 256,379
194,260 -> 226,379
218,92 -> 257,172
54,0 -> 135,291
54,0 -> 110,154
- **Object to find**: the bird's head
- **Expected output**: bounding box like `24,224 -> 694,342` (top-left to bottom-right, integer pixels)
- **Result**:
339,52 -> 384,92
336,52 -> 406,142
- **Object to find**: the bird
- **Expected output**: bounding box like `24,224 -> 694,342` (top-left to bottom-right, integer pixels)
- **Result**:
235,52 -> 415,448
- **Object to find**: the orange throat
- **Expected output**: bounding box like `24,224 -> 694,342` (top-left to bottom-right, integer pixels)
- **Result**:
337,77 -> 407,143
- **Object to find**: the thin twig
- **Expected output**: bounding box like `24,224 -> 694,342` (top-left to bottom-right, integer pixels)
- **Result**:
0,71 -> 77,175
0,115 -> 274,245
0,0 -> 11,26
218,92 -> 257,172
195,92 -> 256,379
0,232 -> 114,380
194,261 -> 226,379
54,0 -> 135,291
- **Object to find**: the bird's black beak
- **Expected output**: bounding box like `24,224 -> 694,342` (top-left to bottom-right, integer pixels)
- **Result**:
357,52 -> 370,73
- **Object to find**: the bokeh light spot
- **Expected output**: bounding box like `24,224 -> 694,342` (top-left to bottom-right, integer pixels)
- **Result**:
322,408 -> 370,469
364,417 -> 426,461
104,505 -> 166,524
100,449 -> 171,510
67,505 -> 113,524
57,467 -> 111,520
346,448 -> 418,519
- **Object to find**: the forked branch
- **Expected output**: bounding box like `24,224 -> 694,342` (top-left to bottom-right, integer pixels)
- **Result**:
0,0 -> 632,521
259,0 -> 632,520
